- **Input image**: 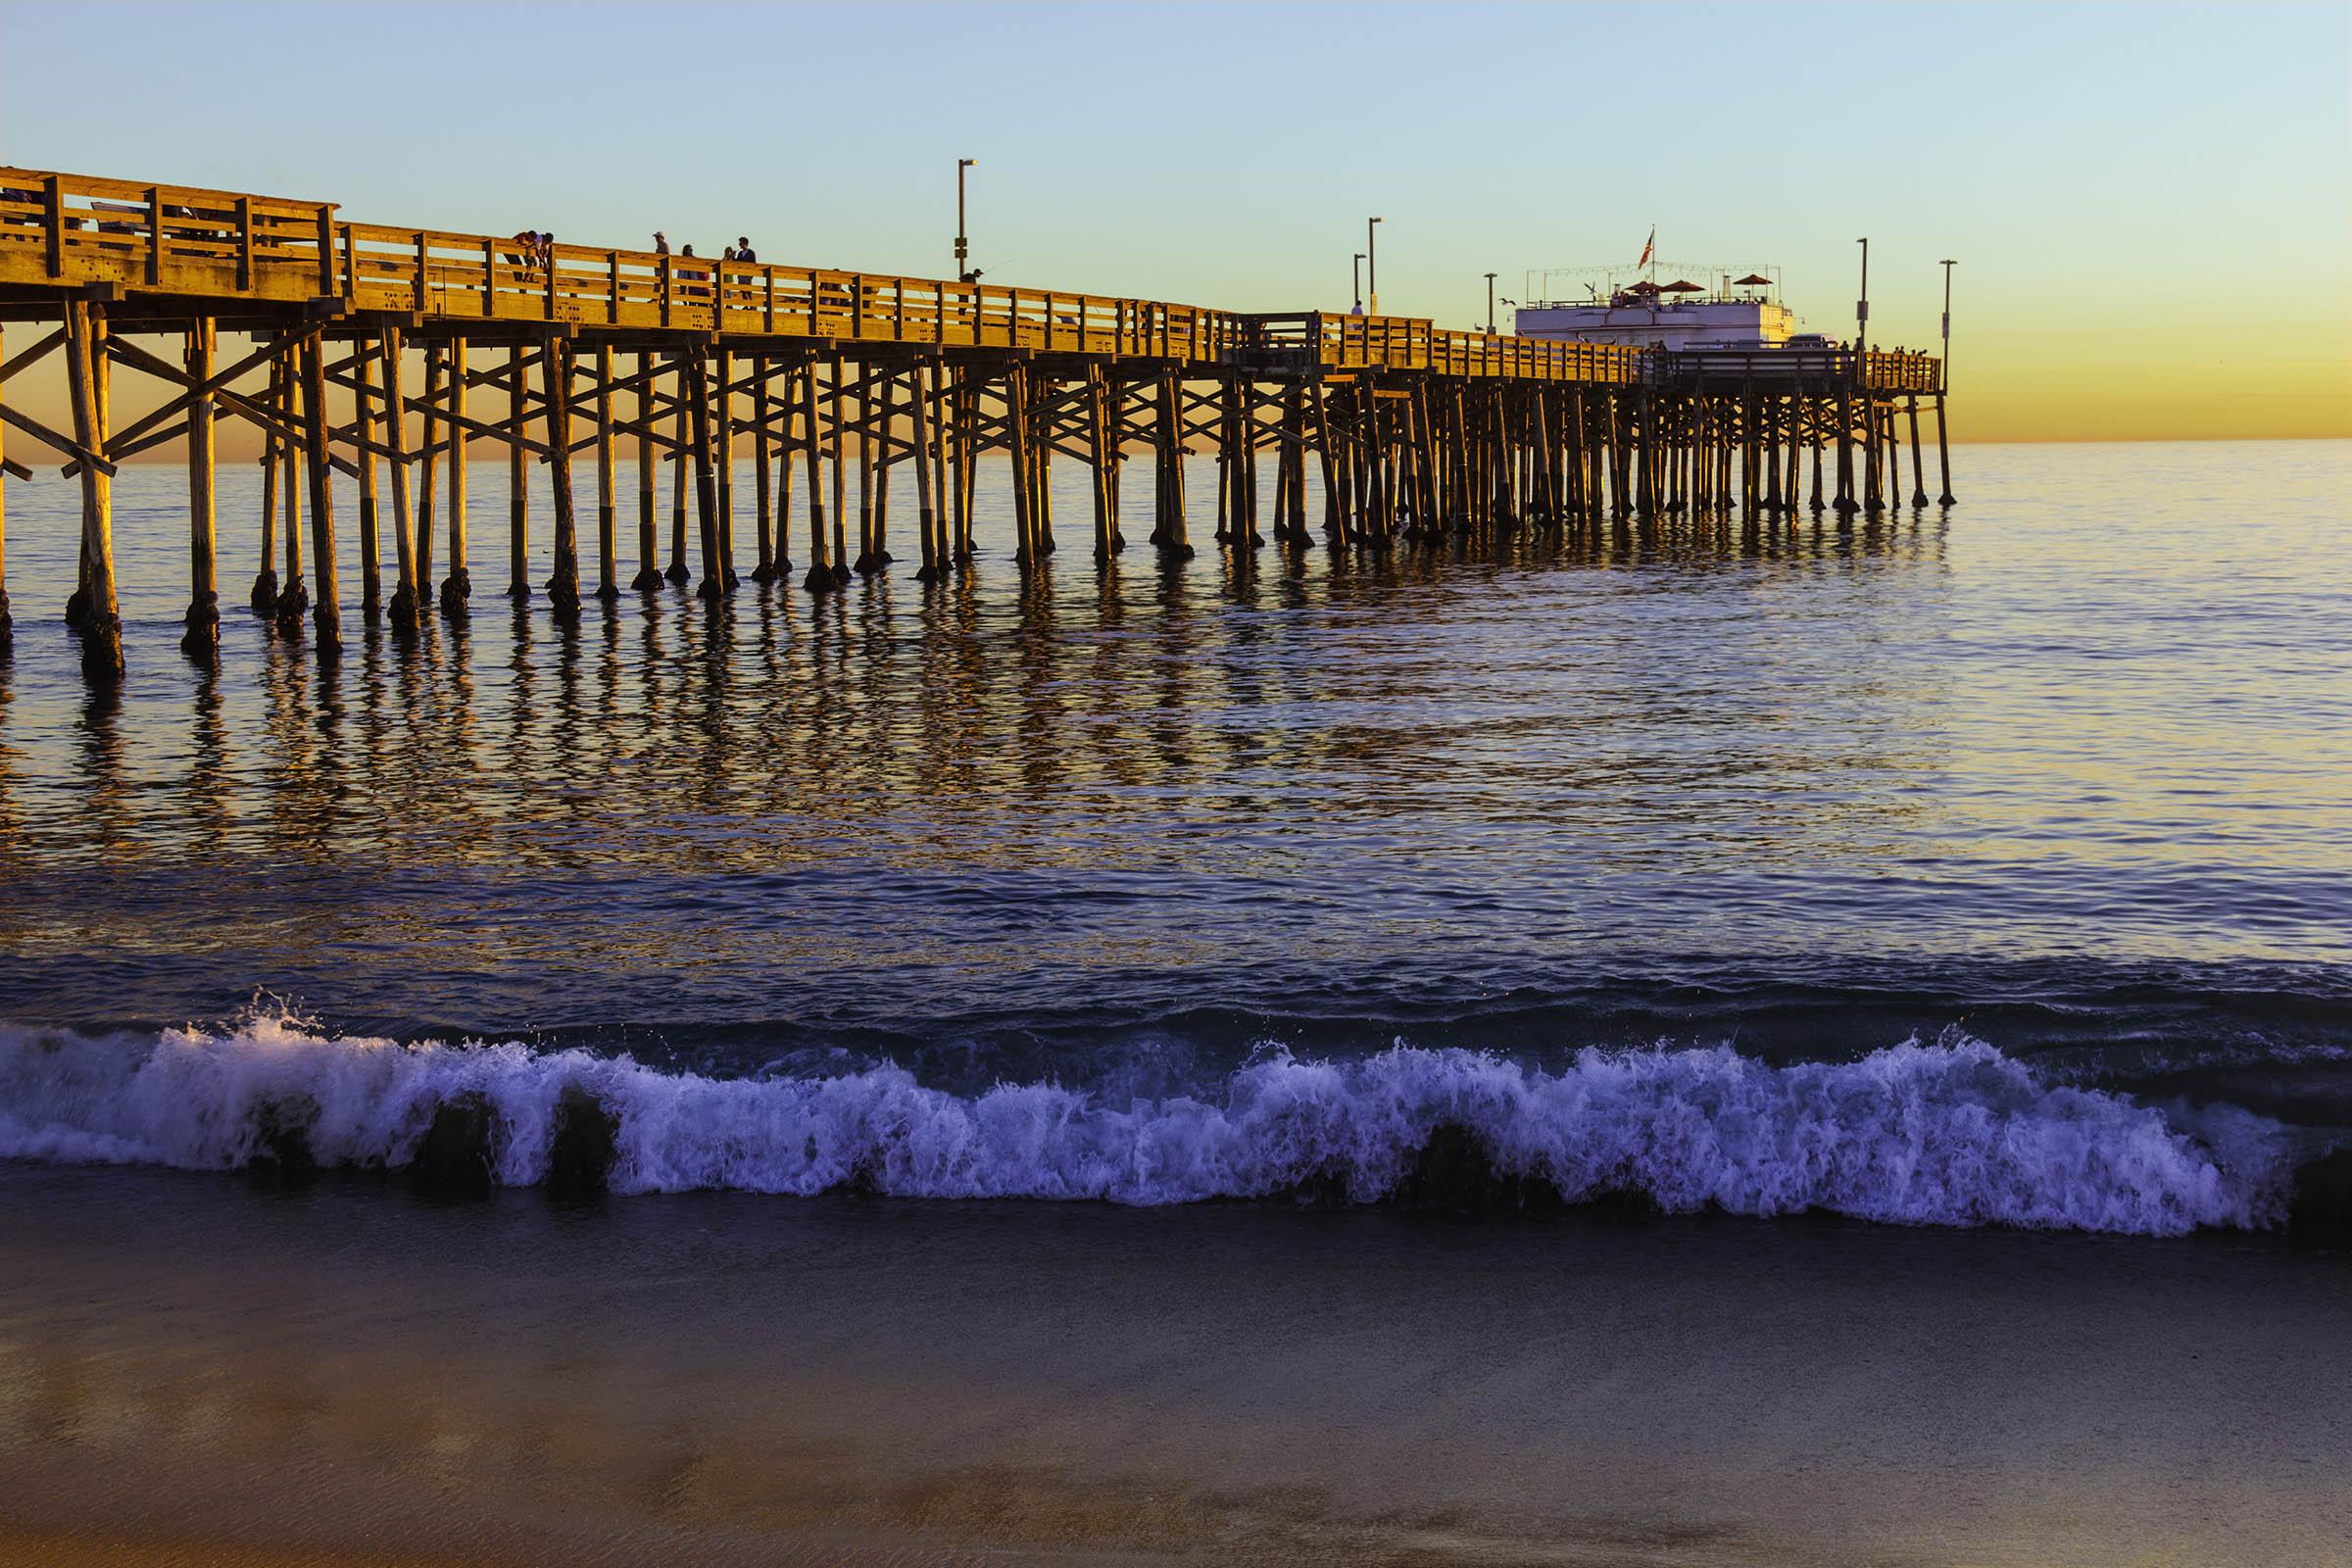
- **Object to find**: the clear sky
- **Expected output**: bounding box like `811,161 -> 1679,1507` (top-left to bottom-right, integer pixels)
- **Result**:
2,0 -> 2347,441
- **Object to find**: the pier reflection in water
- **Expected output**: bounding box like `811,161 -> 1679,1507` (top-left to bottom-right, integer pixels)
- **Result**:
1,441 -> 2347,1081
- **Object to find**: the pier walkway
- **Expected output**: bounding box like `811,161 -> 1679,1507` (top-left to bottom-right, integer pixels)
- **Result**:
0,166 -> 1948,680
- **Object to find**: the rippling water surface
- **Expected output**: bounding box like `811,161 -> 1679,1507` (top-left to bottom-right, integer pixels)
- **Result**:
0,439 -> 2345,1229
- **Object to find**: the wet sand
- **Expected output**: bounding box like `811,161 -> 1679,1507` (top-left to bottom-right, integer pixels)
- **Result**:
0,1163 -> 2345,1567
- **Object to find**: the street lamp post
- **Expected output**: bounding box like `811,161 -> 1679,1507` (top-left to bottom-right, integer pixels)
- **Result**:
1856,236 -> 1876,511
1939,258 -> 1955,386
956,158 -> 976,281
1855,235 -> 1869,352
1485,271 -> 1497,334
1937,257 -> 1957,505
1366,216 -> 1383,315
1352,252 -> 1364,313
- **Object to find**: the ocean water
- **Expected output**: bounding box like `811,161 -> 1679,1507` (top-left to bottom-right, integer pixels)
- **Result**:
0,438 -> 2346,1235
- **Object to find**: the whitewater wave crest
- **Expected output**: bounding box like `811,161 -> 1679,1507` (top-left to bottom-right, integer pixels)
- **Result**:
0,1018 -> 2291,1235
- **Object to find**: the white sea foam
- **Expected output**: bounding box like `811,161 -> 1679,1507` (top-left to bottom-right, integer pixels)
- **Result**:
0,1017 -> 2291,1235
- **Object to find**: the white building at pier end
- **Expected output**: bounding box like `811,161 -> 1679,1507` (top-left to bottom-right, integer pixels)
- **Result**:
1510,265 -> 1812,351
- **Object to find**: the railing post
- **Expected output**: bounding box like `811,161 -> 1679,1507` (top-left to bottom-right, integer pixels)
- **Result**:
894,277 -> 905,342
764,268 -> 776,333
610,251 -> 621,324
144,187 -> 162,286
43,175 -> 63,278
316,205 -> 335,297
340,222 -> 356,301
414,231 -> 429,312
234,197 -> 252,291
545,244 -> 558,319
481,236 -> 496,316
660,255 -> 673,326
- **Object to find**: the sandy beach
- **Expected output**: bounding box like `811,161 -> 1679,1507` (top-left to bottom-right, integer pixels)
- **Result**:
2,1162 -> 2344,1567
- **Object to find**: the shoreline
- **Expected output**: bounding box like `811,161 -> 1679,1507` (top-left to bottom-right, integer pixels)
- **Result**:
2,1163 -> 2345,1566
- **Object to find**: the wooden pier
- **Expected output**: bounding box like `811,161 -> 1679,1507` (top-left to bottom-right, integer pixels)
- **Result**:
0,167 -> 1948,680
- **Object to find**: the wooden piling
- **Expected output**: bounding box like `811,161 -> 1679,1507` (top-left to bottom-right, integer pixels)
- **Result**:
380,329 -> 416,631
666,354 -> 690,585
1158,371 -> 1190,558
773,357 -> 797,576
631,351 -> 661,590
1808,398 -> 1826,514
506,345 -> 530,599
1310,378 -> 1346,549
853,362 -> 879,574
1883,399 -> 1901,513
1862,392 -> 1883,514
851,362 -> 879,575
64,301 -> 121,679
1213,381 -> 1235,545
801,359 -> 832,592
1033,374 -> 1054,558
751,361 -> 774,583
1009,365 -> 1036,566
687,350 -> 722,601
953,367 -> 975,563
914,360 -> 941,580
1935,391 -> 1955,507
1906,394 -> 1928,508
925,362 -> 950,565
277,337 -> 306,628
545,336 -> 581,615
298,333 -> 341,656
442,335 -> 470,612
594,343 -> 617,600
712,345 -> 737,587
828,356 -> 849,583
180,318 -> 218,657
416,343 -> 438,603
355,335 -> 382,616
1833,373 -> 1856,517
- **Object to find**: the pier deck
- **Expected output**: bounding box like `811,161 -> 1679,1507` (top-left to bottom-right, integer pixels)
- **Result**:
0,165 -> 1949,681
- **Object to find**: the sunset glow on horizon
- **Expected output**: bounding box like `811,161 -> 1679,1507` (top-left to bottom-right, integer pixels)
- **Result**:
0,0 -> 2345,446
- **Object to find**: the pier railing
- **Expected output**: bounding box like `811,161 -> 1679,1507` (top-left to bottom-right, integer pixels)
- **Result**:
1644,346 -> 1943,394
1,165 -> 1735,388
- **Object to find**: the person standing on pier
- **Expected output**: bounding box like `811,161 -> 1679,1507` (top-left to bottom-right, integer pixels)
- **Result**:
735,236 -> 757,263
654,231 -> 669,255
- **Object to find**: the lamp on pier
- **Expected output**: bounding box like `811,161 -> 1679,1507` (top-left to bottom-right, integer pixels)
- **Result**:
1939,258 -> 1956,385
1367,216 -> 1383,315
956,159 -> 977,282
1352,252 -> 1365,314
1855,236 -> 1869,353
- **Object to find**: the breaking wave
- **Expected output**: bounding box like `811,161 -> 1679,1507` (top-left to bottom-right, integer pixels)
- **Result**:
0,1016 -> 2292,1236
